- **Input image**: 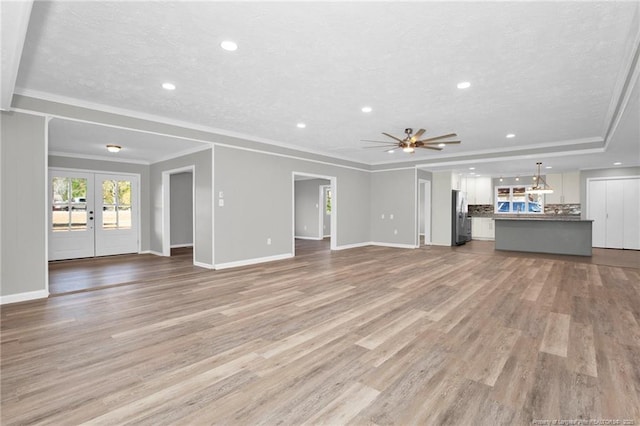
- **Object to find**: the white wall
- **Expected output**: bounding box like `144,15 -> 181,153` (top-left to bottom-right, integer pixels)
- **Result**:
432,171 -> 453,246
214,145 -> 370,265
1,111 -> 47,301
370,169 -> 416,247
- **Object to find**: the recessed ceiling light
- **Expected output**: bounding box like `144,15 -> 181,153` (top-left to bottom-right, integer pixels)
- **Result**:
613,162 -> 622,165
220,40 -> 238,51
106,144 -> 121,153
469,167 -> 475,170
457,81 -> 471,89
296,123 -> 306,129
499,177 -> 504,182
545,166 -> 552,169
361,106 -> 372,113
438,143 -> 445,148
515,176 -> 520,181
506,133 -> 516,138
387,149 -> 395,154
162,82 -> 176,91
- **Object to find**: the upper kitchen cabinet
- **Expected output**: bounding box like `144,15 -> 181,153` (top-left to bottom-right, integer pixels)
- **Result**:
465,176 -> 493,204
545,172 -> 580,204
475,177 -> 493,204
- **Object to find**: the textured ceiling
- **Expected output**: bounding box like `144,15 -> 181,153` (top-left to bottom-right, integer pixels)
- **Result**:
14,1 -> 640,173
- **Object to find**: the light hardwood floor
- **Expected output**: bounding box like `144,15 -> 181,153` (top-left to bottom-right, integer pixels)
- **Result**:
2,240 -> 640,425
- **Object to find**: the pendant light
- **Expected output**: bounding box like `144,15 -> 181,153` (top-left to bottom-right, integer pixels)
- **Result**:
525,162 -> 553,194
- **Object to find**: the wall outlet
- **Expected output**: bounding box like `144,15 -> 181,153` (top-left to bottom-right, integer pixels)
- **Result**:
394,229 -> 398,235
381,214 -> 385,219
304,225 -> 307,231
218,199 -> 224,207
219,191 -> 224,198
315,203 -> 319,208
390,213 -> 394,220
267,238 -> 271,245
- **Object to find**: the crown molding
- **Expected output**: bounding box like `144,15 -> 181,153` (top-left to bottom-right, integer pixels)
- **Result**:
48,151 -> 150,165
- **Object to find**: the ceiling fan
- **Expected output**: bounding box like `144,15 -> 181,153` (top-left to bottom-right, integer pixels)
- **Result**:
362,128 -> 461,153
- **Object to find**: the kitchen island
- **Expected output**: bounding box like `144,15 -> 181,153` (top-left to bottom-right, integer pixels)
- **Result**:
494,216 -> 593,256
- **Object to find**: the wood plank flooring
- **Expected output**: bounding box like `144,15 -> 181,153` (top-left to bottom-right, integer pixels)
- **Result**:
2,240 -> 640,425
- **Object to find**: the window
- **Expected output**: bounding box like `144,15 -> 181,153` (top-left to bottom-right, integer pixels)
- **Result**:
51,177 -> 88,231
102,179 -> 132,229
494,185 -> 543,214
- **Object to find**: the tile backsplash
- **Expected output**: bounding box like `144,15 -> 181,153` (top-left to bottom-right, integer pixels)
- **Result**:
468,204 -> 581,217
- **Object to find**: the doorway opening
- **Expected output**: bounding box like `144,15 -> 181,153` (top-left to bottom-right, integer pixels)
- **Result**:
418,179 -> 432,246
292,172 -> 337,256
162,166 -> 196,262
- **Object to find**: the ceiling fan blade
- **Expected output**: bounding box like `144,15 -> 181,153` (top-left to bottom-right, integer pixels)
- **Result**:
418,145 -> 443,151
382,132 -> 403,143
411,128 -> 426,141
417,133 -> 458,143
361,140 -> 398,144
362,145 -> 397,149
422,140 -> 461,145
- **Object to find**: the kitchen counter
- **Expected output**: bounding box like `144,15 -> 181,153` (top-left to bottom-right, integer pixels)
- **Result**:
494,217 -> 593,256
493,215 -> 586,221
469,214 -> 583,220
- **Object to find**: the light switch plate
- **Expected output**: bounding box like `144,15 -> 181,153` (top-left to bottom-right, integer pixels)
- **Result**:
218,199 -> 224,207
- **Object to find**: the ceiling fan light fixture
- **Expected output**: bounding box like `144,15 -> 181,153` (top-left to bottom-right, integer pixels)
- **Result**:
457,81 -> 471,89
162,82 -> 176,91
525,162 -> 554,194
387,149 -> 395,154
403,146 -> 414,153
506,133 -> 516,138
361,106 -> 372,113
106,144 -> 121,153
296,122 -> 306,129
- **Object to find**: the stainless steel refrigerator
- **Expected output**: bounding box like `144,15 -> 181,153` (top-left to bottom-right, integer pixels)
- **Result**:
452,190 -> 469,246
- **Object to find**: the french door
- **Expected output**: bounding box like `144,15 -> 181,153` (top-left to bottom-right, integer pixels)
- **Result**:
49,169 -> 139,260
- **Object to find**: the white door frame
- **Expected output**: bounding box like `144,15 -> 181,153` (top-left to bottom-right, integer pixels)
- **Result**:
48,167 -> 142,259
418,178 -> 432,246
292,172 -> 337,255
319,184 -> 331,238
162,166 -> 196,259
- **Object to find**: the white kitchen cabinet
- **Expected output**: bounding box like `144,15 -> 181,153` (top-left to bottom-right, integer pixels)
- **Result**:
471,217 -> 495,240
475,177 -> 493,204
588,177 -> 640,249
463,176 -> 491,205
544,173 -> 563,204
562,172 -> 580,203
544,172 -> 580,204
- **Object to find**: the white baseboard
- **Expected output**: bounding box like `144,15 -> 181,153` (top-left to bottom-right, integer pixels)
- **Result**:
138,250 -> 151,254
0,289 -> 49,305
323,234 -> 331,238
333,241 -> 372,251
193,261 -> 215,269
370,242 -> 417,249
148,250 -> 164,256
171,243 -> 194,248
471,237 -> 495,241
294,236 -> 323,240
215,253 -> 293,270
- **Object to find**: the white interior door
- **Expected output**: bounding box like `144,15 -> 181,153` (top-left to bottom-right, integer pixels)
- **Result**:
49,171 -> 95,260
49,170 -> 139,260
95,174 -> 139,257
622,178 -> 640,250
588,180 -> 607,248
605,180 -> 624,249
